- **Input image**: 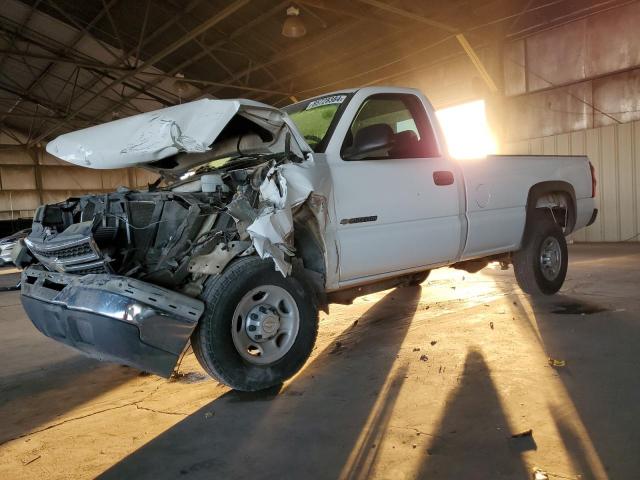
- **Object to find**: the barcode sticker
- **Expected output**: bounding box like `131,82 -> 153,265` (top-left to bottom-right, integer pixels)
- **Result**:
305,95 -> 347,110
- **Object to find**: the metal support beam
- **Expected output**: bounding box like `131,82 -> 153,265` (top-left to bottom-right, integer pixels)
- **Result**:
355,0 -> 458,33
0,1 -> 119,134
85,1 -> 288,126
0,0 -> 207,135
0,111 -> 60,119
0,0 -> 42,71
0,81 -> 94,123
0,49 -> 133,72
136,72 -> 291,96
296,0 -> 403,28
193,18 -> 362,100
28,147 -> 43,204
30,0 -> 251,144
455,33 -> 499,93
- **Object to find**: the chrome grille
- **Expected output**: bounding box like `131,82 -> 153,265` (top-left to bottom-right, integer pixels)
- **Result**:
29,242 -> 93,259
25,236 -> 108,274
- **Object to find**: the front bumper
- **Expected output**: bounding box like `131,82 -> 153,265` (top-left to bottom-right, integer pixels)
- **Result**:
20,267 -> 205,377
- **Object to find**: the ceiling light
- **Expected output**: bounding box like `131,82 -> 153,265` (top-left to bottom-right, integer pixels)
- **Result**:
172,73 -> 189,96
282,6 -> 306,38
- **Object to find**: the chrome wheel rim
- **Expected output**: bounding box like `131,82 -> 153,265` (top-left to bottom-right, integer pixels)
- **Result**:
231,285 -> 300,365
539,236 -> 562,281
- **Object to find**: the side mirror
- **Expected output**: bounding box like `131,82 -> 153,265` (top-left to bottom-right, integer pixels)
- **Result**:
343,123 -> 394,160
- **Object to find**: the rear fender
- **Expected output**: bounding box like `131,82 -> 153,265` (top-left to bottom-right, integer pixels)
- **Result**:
526,181 -> 576,234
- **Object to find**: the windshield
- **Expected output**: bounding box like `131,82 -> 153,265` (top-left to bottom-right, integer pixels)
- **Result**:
283,93 -> 350,152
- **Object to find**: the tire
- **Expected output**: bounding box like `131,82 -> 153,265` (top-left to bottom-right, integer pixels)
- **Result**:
406,270 -> 431,286
513,210 -> 568,295
191,256 -> 319,391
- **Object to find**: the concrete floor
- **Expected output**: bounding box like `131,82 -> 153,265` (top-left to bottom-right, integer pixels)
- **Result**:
0,244 -> 638,480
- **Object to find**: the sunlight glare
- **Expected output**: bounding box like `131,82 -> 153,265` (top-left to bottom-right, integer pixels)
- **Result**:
436,100 -> 498,160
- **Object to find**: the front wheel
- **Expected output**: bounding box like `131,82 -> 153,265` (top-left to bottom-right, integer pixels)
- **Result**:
191,256 -> 319,391
513,211 -> 568,295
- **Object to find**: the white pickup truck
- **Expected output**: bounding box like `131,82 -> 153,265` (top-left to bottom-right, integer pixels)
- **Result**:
18,86 -> 597,391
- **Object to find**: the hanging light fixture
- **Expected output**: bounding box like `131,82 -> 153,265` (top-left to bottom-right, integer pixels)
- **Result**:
282,5 -> 306,38
172,73 -> 189,103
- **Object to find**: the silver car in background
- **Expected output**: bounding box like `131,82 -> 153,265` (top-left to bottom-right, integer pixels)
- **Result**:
0,229 -> 31,266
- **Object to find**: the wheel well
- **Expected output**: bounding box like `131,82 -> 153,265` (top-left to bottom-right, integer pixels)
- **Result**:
292,206 -> 328,312
293,216 -> 326,278
526,181 -> 577,234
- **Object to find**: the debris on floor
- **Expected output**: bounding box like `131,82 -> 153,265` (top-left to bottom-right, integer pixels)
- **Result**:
548,358 -> 566,368
170,371 -> 208,383
511,429 -> 533,438
413,347 -> 421,352
21,455 -> 41,466
430,340 -> 437,346
531,467 -> 549,480
490,321 -> 494,330
551,301 -> 607,315
419,354 -> 428,362
330,341 -> 344,354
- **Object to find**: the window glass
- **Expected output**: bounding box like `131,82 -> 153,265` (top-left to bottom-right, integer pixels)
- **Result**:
341,94 -> 439,160
283,94 -> 349,152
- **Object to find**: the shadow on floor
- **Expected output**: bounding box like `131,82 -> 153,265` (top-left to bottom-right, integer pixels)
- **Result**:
98,287 -> 421,480
0,357 -> 140,445
493,249 -> 640,479
414,348 -> 531,479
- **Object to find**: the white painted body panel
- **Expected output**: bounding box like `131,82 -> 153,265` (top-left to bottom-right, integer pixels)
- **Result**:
459,154 -> 593,258
44,85 -> 597,292
322,87 -> 465,284
46,98 -> 310,169
316,87 -> 596,290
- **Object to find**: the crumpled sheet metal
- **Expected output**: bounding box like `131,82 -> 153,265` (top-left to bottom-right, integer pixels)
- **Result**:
246,162 -> 314,276
45,98 -> 312,170
46,99 -> 240,168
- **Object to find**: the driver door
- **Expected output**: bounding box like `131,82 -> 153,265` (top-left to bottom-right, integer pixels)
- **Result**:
330,93 -> 463,283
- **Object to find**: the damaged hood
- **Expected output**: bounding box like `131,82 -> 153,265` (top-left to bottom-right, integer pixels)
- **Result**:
45,98 -> 311,170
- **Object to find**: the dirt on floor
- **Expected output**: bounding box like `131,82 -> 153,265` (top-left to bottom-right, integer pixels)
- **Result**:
0,244 -> 639,480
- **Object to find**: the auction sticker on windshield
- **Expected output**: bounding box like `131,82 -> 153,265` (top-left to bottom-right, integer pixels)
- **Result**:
305,95 -> 347,110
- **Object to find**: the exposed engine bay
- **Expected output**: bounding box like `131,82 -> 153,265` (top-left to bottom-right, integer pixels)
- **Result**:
20,152 -> 317,295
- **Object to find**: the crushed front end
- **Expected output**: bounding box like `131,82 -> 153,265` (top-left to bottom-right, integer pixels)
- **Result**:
18,189 -> 232,376
18,155 -> 320,376
18,97 -> 322,377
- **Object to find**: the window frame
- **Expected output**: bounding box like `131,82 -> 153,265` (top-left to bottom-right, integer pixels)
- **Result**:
282,92 -> 355,153
339,93 -> 441,161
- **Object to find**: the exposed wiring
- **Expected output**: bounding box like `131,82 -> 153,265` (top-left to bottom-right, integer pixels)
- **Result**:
103,211 -> 221,231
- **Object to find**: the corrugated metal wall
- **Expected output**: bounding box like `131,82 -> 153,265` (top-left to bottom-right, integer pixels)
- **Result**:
502,2 -> 640,142
503,121 -> 640,242
0,145 -> 159,221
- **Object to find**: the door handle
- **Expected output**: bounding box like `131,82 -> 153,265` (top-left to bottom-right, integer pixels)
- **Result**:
433,170 -> 454,186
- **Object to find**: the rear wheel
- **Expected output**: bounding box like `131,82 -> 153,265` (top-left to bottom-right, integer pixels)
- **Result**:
513,211 -> 568,295
191,256 -> 319,391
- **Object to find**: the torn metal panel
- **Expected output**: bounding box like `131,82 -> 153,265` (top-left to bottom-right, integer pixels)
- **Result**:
45,99 -> 311,170
188,241 -> 250,275
245,162 -> 314,276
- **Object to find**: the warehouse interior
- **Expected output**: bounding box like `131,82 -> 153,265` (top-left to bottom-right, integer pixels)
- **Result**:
0,1 -> 639,479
